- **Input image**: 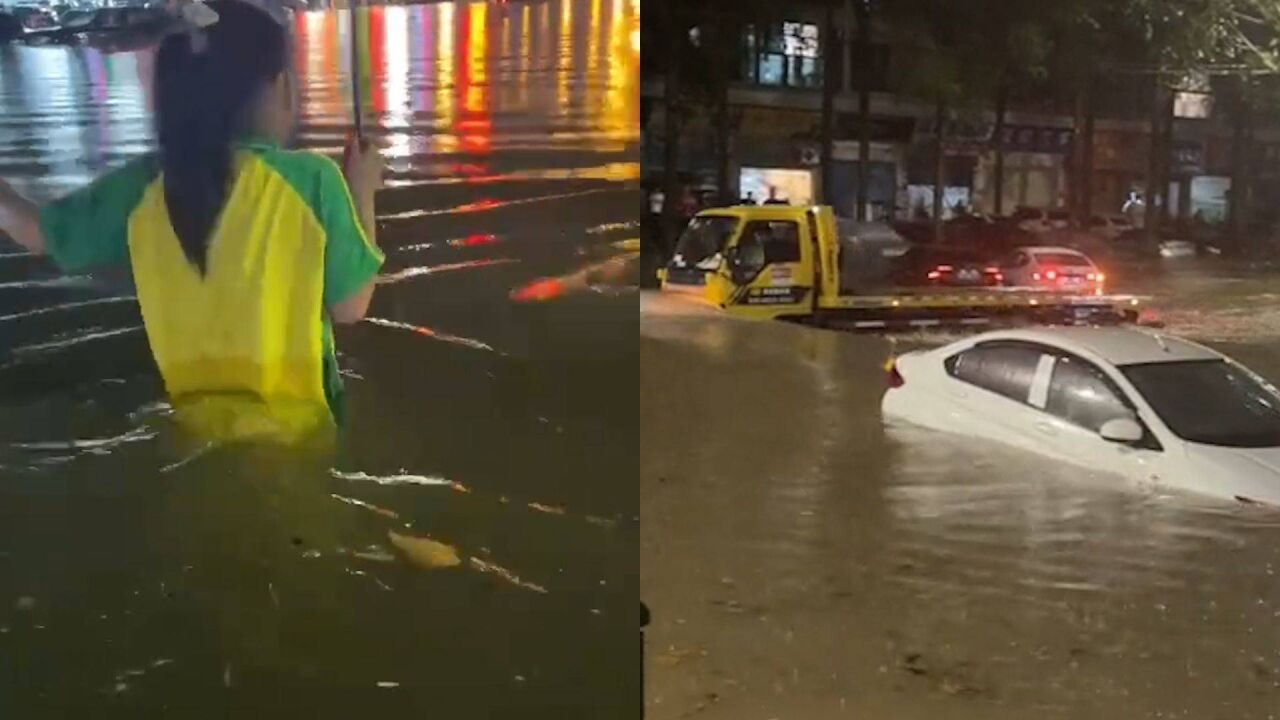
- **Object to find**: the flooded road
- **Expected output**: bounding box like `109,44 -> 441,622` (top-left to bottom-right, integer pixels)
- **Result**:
0,1 -> 638,715
641,264 -> 1280,719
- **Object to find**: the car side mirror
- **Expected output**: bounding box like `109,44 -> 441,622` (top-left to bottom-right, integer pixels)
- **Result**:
1100,417 -> 1144,444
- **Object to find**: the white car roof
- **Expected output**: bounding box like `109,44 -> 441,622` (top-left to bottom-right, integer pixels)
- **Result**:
964,327 -> 1222,367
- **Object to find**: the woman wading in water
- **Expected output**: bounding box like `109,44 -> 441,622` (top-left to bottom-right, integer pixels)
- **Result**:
0,0 -> 385,443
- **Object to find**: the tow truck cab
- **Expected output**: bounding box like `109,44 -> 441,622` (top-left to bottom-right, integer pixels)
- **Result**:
659,204 -> 1144,329
661,204 -> 836,321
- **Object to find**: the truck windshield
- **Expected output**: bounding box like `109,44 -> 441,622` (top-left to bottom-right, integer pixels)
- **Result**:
1121,360 -> 1280,448
671,216 -> 739,269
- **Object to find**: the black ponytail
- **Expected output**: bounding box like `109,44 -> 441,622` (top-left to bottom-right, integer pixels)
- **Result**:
154,0 -> 288,273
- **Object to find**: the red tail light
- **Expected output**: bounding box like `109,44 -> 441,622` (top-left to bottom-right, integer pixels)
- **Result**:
936,265 -> 954,272
1032,272 -> 1041,281
926,270 -> 942,280
885,361 -> 905,388
983,267 -> 1000,274
1045,269 -> 1058,280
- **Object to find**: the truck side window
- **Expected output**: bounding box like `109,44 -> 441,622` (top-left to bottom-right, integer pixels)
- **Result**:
741,221 -> 800,264
945,344 -> 1044,404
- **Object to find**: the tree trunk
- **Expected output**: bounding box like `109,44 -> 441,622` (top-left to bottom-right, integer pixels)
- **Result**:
1143,75 -> 1163,245
993,85 -> 1007,217
714,74 -> 732,206
1229,78 -> 1249,250
660,9 -> 682,258
933,98 -> 946,243
855,0 -> 871,220
819,1 -> 838,208
1081,75 -> 1095,223
1160,86 -> 1175,225
1071,80 -> 1086,226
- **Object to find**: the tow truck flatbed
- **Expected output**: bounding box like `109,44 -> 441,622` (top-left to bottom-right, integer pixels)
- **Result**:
660,204 -> 1146,330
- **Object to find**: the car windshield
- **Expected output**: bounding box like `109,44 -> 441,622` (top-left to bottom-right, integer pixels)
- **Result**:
1033,252 -> 1091,267
1121,360 -> 1280,448
671,215 -> 738,269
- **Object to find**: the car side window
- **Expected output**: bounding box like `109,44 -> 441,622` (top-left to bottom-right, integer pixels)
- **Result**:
740,221 -> 801,265
945,344 -> 1044,404
1045,355 -> 1134,433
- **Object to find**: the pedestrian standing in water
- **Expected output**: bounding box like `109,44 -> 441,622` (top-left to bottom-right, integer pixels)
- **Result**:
0,0 -> 385,444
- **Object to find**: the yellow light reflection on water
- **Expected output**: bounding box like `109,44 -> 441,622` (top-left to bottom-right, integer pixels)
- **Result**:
383,6 -> 412,159
557,0 -> 572,111
519,4 -> 531,109
598,0 -> 638,145
435,2 -> 457,154
465,2 -> 487,115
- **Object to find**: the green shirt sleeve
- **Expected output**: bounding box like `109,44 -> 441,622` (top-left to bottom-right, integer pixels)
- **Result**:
37,155 -> 159,273
314,156 -> 383,308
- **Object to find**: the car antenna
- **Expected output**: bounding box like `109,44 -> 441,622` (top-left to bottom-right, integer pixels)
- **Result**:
1128,325 -> 1170,353
1152,330 -> 1172,353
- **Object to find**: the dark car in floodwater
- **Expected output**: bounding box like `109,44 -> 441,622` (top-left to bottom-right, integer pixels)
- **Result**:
892,244 -> 1004,288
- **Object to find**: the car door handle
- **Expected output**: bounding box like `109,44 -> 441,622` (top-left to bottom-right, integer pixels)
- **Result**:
1034,421 -> 1057,436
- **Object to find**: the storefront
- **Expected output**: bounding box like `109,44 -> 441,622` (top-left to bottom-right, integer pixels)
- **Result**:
972,124 -> 1074,214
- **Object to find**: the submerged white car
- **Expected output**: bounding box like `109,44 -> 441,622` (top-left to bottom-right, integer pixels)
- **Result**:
882,327 -> 1280,506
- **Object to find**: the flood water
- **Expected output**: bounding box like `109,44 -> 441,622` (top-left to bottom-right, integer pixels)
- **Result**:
0,1 -> 639,715
641,263 -> 1280,719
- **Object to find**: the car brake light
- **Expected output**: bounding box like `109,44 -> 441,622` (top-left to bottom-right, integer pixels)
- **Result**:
1086,272 -> 1096,281
927,270 -> 942,280
936,265 -> 954,272
1096,272 -> 1106,282
1032,272 -> 1041,281
983,267 -> 1000,274
1045,269 -> 1058,280
886,361 -> 905,388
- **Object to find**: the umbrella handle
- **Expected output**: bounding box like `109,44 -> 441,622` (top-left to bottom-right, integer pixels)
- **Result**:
349,0 -> 362,140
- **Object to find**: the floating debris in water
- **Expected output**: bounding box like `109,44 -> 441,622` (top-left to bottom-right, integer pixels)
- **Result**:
159,441 -> 217,474
339,369 -> 365,380
388,531 -> 461,570
331,493 -> 399,519
376,681 -> 400,688
113,682 -> 129,694
527,502 -> 567,516
377,258 -> 518,285
301,550 -> 322,559
469,557 -> 548,594
10,325 -> 144,358
446,233 -> 501,248
223,664 -> 232,687
0,275 -> 95,290
351,546 -> 396,563
330,468 -> 451,487
151,658 -> 174,668
14,596 -> 35,611
362,317 -> 497,353
449,481 -> 471,494
586,220 -> 640,235
268,582 -> 279,609
11,426 -> 156,452
584,515 -> 617,529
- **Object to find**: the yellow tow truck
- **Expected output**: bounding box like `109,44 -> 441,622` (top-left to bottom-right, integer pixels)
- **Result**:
658,205 -> 1144,330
